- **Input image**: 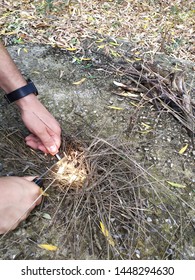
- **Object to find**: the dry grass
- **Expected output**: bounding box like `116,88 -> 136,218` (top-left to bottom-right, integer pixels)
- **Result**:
110,61 -> 195,138
0,0 -> 194,61
0,128 -> 194,259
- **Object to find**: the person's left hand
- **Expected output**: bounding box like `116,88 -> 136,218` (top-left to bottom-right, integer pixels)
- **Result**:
16,94 -> 61,155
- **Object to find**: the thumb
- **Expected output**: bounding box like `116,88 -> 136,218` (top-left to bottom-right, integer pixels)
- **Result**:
23,176 -> 42,205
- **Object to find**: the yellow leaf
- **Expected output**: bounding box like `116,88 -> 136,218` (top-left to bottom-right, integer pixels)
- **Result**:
97,45 -> 105,49
129,101 -> 144,108
5,30 -> 17,35
107,106 -> 124,110
23,48 -> 28,53
87,16 -> 94,22
141,122 -> 151,129
72,78 -> 86,85
143,23 -> 149,29
40,188 -> 49,197
38,244 -> 58,251
66,47 -> 77,51
32,71 -> 40,74
139,129 -> 152,134
96,39 -> 104,43
179,144 -> 188,154
125,58 -> 134,63
109,42 -> 119,46
81,57 -> 91,61
167,181 -> 186,188
110,50 -> 121,57
100,221 -> 115,247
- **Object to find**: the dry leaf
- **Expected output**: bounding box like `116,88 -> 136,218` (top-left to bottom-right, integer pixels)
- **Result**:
141,122 -> 151,129
107,105 -> 124,110
38,244 -> 58,251
100,221 -> 115,247
129,101 -> 141,107
139,129 -> 152,134
66,47 -> 77,51
96,39 -> 104,43
72,78 -> 86,85
167,181 -> 186,188
97,45 -> 105,49
17,48 -> 21,56
40,188 -> 49,197
179,144 -> 188,154
111,50 -> 121,57
42,213 -> 52,220
113,81 -> 126,87
109,42 -> 119,46
81,57 -> 91,61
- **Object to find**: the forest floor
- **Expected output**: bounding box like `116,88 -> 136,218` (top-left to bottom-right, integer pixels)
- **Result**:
0,1 -> 194,260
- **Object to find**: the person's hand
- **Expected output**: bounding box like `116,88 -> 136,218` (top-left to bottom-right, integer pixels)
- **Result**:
16,94 -> 61,155
0,176 -> 42,234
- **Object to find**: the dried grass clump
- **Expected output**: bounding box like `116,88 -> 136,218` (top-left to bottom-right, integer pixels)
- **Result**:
111,60 -> 195,139
54,150 -> 87,188
45,137 -> 194,259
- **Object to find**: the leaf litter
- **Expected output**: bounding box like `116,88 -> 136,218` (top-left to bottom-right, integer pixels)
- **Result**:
0,1 -> 194,61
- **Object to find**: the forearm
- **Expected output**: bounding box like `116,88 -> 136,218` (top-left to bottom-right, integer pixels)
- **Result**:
0,41 -> 61,154
0,41 -> 27,93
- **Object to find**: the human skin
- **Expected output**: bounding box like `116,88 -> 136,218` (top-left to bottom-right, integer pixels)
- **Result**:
0,41 -> 61,234
0,42 -> 61,154
0,177 -> 42,234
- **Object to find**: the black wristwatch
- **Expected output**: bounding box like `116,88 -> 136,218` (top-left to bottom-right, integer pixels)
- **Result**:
4,79 -> 39,104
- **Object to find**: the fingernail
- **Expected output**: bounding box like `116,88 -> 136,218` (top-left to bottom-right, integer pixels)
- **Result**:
49,145 -> 58,154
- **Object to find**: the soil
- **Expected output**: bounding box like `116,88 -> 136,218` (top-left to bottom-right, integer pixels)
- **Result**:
0,43 -> 194,260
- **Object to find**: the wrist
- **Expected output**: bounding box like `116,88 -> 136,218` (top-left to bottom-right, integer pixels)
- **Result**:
15,93 -> 39,109
4,79 -> 39,104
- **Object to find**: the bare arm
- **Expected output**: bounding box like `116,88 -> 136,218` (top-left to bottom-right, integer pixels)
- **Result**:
0,42 -> 61,154
0,42 -> 27,92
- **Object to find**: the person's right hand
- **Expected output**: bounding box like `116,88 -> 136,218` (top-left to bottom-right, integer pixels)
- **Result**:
0,176 -> 42,234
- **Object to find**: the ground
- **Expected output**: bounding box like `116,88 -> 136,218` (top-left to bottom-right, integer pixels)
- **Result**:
0,42 -> 194,260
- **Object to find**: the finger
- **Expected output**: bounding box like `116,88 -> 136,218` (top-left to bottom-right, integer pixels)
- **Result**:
37,129 -> 59,155
37,144 -> 48,154
24,176 -> 37,181
51,132 -> 61,149
23,177 -> 42,205
25,134 -> 39,142
47,126 -> 61,149
25,139 -> 39,150
25,135 -> 48,153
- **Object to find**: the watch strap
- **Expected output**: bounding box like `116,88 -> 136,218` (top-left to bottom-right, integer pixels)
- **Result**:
4,79 -> 38,104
